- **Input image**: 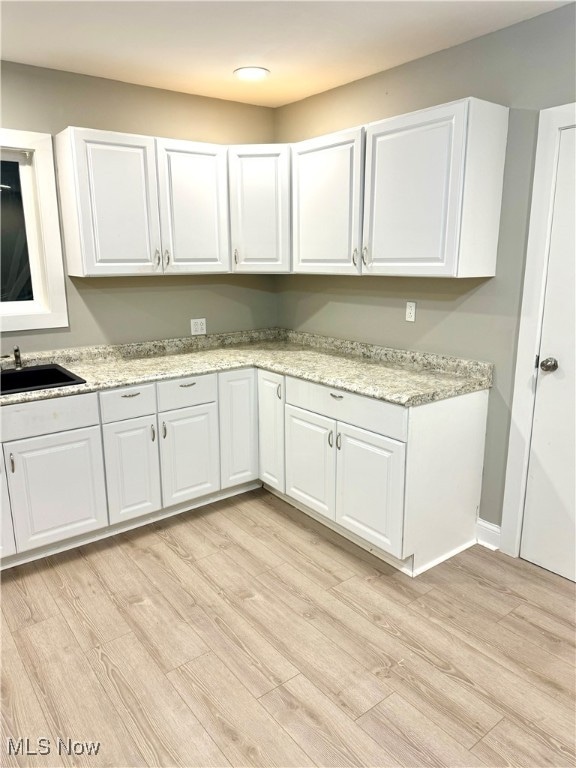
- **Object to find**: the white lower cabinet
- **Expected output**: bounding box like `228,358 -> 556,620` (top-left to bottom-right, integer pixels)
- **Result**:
335,422 -> 405,558
1,457 -> 16,558
285,405 -> 336,519
3,426 -> 108,553
257,369 -> 285,493
102,415 -> 162,524
159,403 -> 220,506
219,369 -> 258,489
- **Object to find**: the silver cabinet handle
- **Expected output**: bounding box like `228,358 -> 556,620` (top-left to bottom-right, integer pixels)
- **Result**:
328,430 -> 334,448
162,421 -> 167,439
330,393 -> 344,400
352,248 -> 358,267
179,381 -> 197,388
9,453 -> 15,473
164,249 -> 170,268
155,248 -> 161,268
151,424 -> 156,442
276,383 -> 282,400
234,249 -> 239,265
540,357 -> 559,372
336,433 -> 342,450
362,246 -> 368,266
121,392 -> 141,398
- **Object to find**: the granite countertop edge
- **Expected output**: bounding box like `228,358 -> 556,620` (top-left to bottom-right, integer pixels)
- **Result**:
0,328 -> 493,409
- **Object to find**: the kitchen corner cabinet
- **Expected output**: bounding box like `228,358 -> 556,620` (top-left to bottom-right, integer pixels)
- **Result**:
257,369 -> 285,493
1,457 -> 16,558
229,145 -> 291,273
56,128 -> 230,276
292,128 -> 364,275
219,368 -> 259,489
362,98 -> 509,277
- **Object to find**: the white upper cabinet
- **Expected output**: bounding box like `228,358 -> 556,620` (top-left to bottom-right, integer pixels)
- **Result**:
56,128 -> 230,276
292,128 -> 364,275
229,145 -> 291,273
362,98 -> 509,277
156,139 -> 230,273
56,128 -> 162,276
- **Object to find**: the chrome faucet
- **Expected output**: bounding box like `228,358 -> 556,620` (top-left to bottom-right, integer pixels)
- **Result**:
13,346 -> 22,370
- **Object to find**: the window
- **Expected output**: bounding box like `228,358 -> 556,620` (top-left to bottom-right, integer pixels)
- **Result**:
0,129 -> 68,331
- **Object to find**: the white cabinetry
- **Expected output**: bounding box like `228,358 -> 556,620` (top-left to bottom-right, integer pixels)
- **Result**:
157,374 -> 220,507
56,128 -> 230,276
157,139 -> 230,273
362,98 -> 508,277
1,457 -> 16,558
219,369 -> 258,489
100,384 -> 161,524
292,128 -> 364,274
229,145 -> 291,273
257,369 -> 285,493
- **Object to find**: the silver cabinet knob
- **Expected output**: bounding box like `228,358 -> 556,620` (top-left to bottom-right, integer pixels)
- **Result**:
540,357 -> 559,372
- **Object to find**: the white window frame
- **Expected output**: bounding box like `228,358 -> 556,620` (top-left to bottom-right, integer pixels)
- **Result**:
1,128 -> 68,331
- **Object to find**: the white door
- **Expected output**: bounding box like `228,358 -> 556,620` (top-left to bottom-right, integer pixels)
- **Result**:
292,128 -> 363,274
102,416 -> 162,524
362,102 -> 467,276
229,145 -> 291,273
285,405 -> 336,519
71,128 -> 162,275
156,138 -> 230,273
159,403 -> 220,507
1,455 -> 17,558
3,427 -> 108,552
520,123 -> 575,582
219,369 -> 258,489
336,422 -> 406,558
257,369 -> 285,492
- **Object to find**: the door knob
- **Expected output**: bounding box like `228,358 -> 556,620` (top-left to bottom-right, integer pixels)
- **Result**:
540,357 -> 559,372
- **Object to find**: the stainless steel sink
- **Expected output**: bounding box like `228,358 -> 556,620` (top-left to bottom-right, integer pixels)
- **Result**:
0,364 -> 86,395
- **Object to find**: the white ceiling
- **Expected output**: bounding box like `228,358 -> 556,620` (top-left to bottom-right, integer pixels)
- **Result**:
0,1 -> 570,107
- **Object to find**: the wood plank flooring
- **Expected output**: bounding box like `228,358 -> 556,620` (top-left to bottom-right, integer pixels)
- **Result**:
2,488 -> 575,767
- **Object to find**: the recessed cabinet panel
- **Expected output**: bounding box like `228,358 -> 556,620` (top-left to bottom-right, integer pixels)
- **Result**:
219,369 -> 258,489
159,403 -> 220,507
293,128 -> 363,274
229,145 -> 291,273
60,128 -> 161,275
157,139 -> 230,273
285,405 -> 336,519
336,423 -> 405,558
4,426 -> 108,552
1,457 -> 16,558
257,369 -> 285,493
103,416 -> 162,524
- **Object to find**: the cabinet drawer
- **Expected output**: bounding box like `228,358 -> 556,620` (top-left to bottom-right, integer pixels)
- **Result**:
100,384 -> 157,423
1,393 -> 100,442
285,376 -> 407,441
157,373 -> 217,412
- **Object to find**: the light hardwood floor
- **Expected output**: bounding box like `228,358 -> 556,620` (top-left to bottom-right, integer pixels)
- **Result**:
1,488 -> 575,767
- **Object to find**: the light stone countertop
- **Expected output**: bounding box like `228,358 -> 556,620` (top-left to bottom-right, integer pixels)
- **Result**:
0,329 -> 493,408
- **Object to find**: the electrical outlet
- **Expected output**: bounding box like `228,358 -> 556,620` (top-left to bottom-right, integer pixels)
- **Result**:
190,318 -> 207,335
405,301 -> 416,322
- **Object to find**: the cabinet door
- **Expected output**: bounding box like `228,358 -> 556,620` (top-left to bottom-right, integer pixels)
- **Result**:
219,369 -> 258,490
292,128 -> 363,275
159,403 -> 220,507
229,145 -> 291,273
336,422 -> 405,558
157,139 -> 230,273
285,405 -> 336,519
257,370 -> 285,492
102,416 -> 162,524
1,455 -> 17,558
4,427 -> 108,553
68,128 -> 162,275
362,101 -> 467,276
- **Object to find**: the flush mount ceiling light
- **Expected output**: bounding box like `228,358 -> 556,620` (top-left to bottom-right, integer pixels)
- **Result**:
233,67 -> 270,81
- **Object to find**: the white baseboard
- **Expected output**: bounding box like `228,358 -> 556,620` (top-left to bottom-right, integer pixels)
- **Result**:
476,519 -> 501,550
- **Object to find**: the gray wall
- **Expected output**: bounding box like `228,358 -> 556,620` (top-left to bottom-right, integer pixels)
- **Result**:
273,5 -> 576,525
0,62 -> 277,353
